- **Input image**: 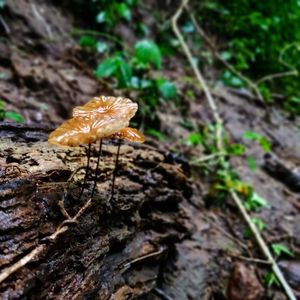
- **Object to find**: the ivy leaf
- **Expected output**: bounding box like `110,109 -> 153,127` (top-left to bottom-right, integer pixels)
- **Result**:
271,243 -> 294,257
5,111 -> 24,123
134,40 -> 162,69
228,143 -> 245,156
96,11 -> 106,23
79,36 -> 97,49
116,3 -> 131,21
157,80 -> 177,99
116,58 -> 132,88
246,156 -> 257,171
95,57 -> 118,78
96,42 -> 108,53
185,132 -> 203,146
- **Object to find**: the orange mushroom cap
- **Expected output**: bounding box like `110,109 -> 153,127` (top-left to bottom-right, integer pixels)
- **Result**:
48,116 -> 129,147
110,127 -> 145,143
72,96 -> 138,121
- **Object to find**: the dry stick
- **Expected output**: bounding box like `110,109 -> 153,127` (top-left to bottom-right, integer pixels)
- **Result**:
172,1 -> 296,300
230,191 -> 296,300
187,11 -> 265,105
0,194 -> 93,285
172,0 -> 223,153
256,70 -> 298,85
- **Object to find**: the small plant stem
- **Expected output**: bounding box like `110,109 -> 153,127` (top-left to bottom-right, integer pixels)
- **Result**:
78,143 -> 91,200
230,190 -> 296,300
172,0 -> 224,153
110,139 -> 122,201
91,139 -> 103,199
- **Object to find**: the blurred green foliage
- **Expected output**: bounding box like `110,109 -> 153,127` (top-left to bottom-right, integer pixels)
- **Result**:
0,100 -> 24,123
198,0 -> 300,114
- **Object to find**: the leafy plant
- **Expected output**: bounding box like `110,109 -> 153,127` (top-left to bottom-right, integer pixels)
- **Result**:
0,100 -> 24,123
95,0 -> 138,28
265,272 -> 280,287
243,131 -> 271,152
134,40 -> 162,69
244,216 -> 265,238
185,132 -> 203,146
95,54 -> 132,88
244,192 -> 268,211
79,36 -> 108,53
197,0 -> 300,114
271,243 -> 294,257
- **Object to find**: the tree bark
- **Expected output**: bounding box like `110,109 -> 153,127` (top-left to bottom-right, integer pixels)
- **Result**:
0,124 -> 192,299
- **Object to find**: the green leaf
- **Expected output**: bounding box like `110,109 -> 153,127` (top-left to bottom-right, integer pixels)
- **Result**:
244,192 -> 268,211
220,51 -> 232,61
146,128 -> 165,141
246,156 -> 257,172
79,36 -> 97,49
265,272 -> 280,287
95,57 -> 118,78
157,80 -> 177,99
228,143 -> 245,156
244,216 -> 265,238
96,11 -> 106,23
182,22 -> 194,33
116,3 -> 131,21
271,243 -> 294,257
243,131 -> 271,152
134,40 -> 162,69
185,132 -> 203,146
5,111 -> 24,123
96,42 -> 108,53
116,58 -> 132,88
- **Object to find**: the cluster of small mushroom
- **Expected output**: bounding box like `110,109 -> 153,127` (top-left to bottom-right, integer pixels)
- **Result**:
48,96 -> 144,146
48,96 -> 144,200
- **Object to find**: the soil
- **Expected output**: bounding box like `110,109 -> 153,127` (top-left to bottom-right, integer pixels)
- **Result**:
0,1 -> 300,300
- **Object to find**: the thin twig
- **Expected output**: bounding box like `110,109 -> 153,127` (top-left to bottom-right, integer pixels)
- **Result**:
228,253 -> 271,265
172,1 -> 297,299
0,14 -> 10,34
256,70 -> 298,85
172,0 -> 224,153
187,11 -> 265,105
230,191 -> 296,300
122,246 -> 165,271
153,288 -> 173,300
190,152 -> 226,165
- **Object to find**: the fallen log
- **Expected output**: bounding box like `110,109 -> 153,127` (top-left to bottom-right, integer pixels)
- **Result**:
0,123 -> 192,299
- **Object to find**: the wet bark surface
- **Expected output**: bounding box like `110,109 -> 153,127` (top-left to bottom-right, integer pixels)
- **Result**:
0,126 -> 193,299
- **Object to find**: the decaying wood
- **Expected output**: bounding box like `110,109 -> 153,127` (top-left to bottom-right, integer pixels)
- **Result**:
0,125 -> 192,299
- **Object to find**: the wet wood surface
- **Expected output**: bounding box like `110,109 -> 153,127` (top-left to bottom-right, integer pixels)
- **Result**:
0,125 -> 192,299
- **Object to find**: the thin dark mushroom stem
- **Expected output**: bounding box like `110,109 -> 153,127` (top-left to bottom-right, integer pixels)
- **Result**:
110,139 -> 122,201
91,139 -> 103,199
78,143 -> 91,200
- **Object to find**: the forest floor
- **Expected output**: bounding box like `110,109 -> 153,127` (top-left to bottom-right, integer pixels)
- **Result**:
0,1 -> 300,299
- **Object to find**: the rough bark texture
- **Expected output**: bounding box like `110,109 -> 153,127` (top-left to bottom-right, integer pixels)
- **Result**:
0,125 -> 192,299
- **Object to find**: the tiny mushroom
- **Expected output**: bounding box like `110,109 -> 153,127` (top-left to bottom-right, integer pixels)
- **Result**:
48,96 -> 142,201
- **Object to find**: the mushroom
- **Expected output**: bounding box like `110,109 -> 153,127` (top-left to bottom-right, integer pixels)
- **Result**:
73,96 -> 138,120
48,96 -> 140,203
